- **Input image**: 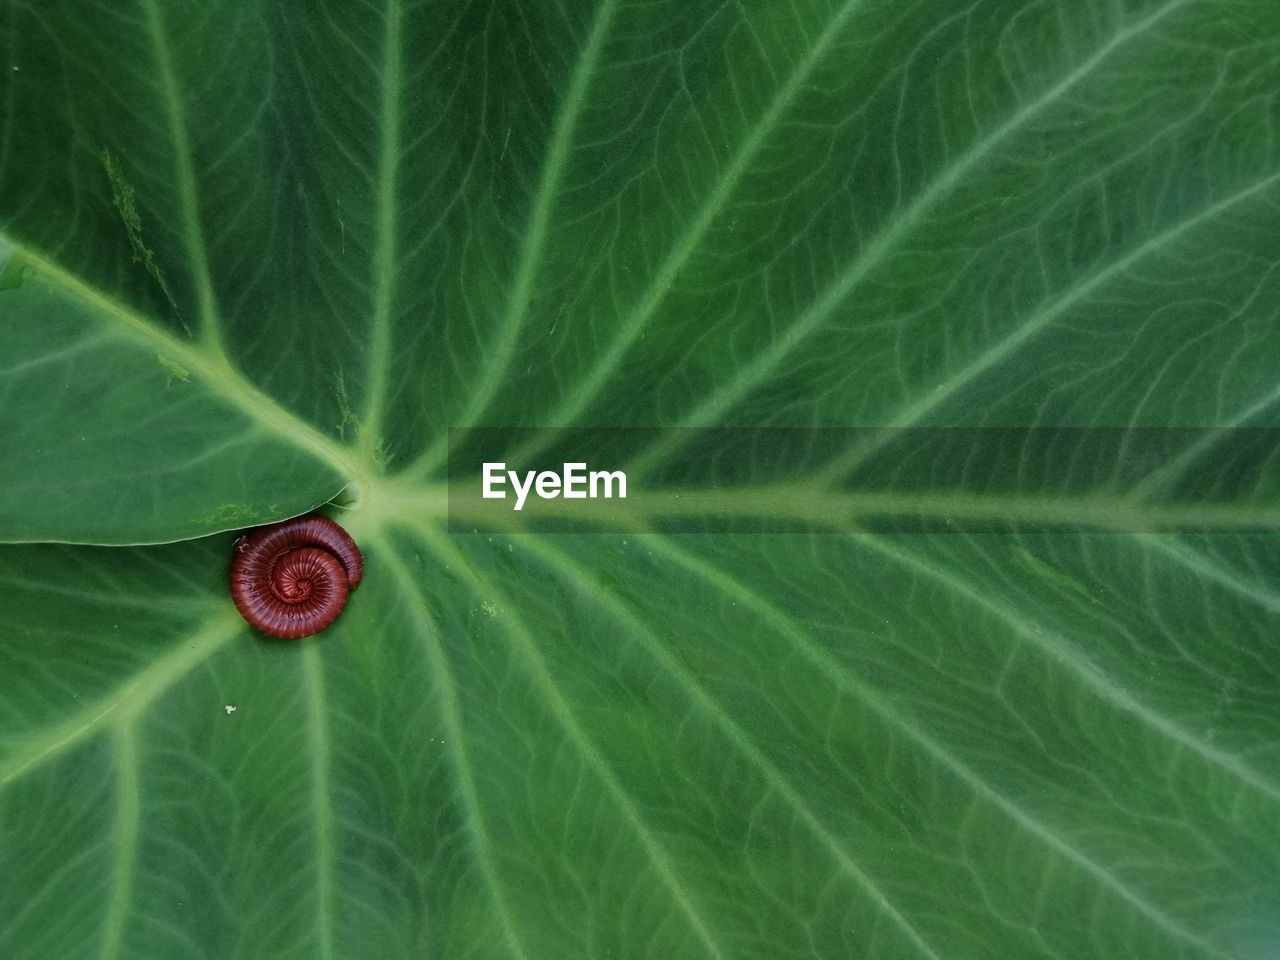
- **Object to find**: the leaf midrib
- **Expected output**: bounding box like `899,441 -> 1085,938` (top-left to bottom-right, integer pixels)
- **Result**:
379,545 -> 531,960
381,481 -> 1280,532
99,725 -> 140,960
301,645 -> 336,960
356,0 -> 405,460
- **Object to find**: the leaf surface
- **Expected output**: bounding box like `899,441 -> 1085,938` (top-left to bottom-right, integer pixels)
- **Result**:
2,1 -> 1279,958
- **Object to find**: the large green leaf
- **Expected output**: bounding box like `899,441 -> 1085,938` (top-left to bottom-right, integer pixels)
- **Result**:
2,0 -> 1279,957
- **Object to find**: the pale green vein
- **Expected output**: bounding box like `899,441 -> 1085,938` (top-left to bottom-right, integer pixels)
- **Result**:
412,523 -> 728,960
634,534 -> 1238,960
420,481 -> 1280,531
358,0 -> 404,460
1136,534 -> 1280,614
141,0 -> 222,353
1131,373 -> 1280,500
378,542 -> 531,960
410,0 -> 620,475
852,533 -> 1280,806
98,724 -> 141,960
6,237 -> 368,490
0,332 -> 113,378
505,533 -> 945,960
301,643 -> 336,960
0,614 -> 240,788
807,169 -> 1280,487
624,0 -> 1200,479
496,0 -> 876,471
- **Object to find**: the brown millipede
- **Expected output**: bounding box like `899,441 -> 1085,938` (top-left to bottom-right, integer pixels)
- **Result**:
228,515 -> 363,639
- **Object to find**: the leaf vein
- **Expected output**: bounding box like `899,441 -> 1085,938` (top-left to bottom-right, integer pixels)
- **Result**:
412,523 -> 729,960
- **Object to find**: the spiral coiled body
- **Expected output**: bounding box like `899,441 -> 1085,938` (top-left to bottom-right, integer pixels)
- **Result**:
229,515 -> 363,638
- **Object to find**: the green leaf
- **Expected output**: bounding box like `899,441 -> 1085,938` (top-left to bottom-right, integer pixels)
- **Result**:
2,1 -> 1279,958
0,254 -> 349,542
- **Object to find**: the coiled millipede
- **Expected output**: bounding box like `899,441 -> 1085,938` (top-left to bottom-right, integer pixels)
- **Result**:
229,515 -> 363,638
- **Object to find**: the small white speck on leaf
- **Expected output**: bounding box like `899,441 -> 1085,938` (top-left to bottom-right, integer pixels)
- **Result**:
224,705 -> 237,715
